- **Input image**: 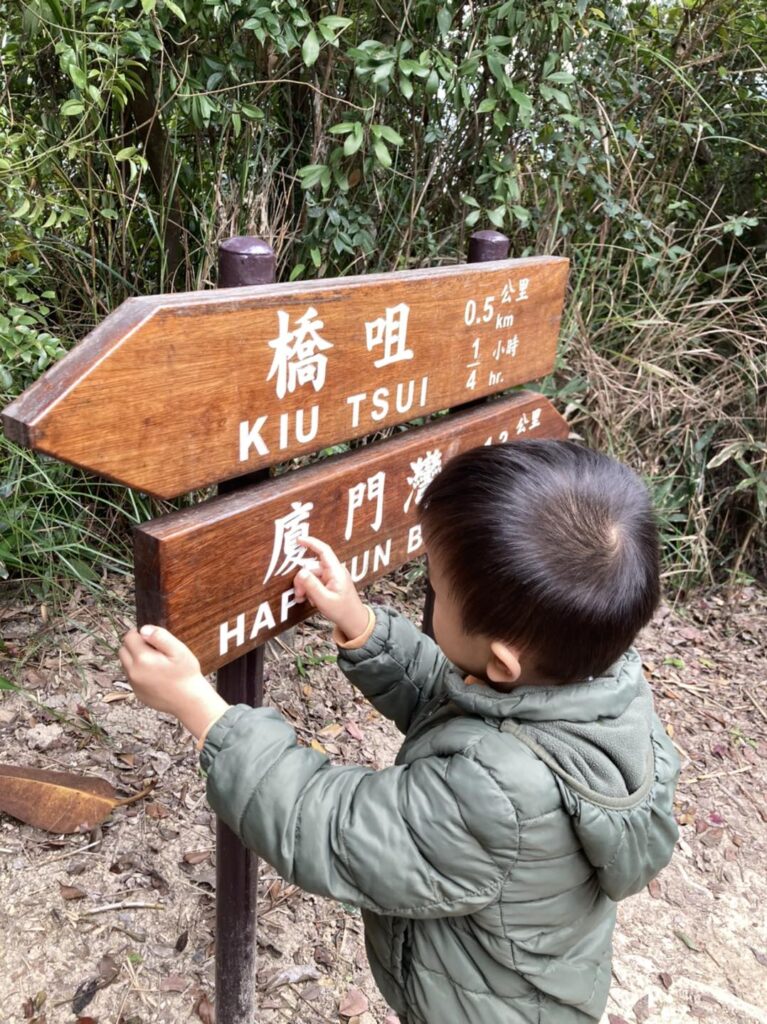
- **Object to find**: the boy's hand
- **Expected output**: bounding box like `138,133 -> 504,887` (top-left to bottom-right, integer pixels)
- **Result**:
293,536 -> 370,641
119,626 -> 229,740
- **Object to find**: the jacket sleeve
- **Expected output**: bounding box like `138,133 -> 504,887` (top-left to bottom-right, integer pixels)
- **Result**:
335,605 -> 452,733
201,704 -> 518,919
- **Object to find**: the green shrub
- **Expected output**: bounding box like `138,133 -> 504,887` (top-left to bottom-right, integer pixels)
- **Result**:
1,0 -> 764,598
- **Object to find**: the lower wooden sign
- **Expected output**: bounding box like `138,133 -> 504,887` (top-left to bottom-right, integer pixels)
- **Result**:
134,392 -> 569,673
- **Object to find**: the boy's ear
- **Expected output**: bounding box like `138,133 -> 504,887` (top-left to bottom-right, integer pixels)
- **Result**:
486,641 -> 522,684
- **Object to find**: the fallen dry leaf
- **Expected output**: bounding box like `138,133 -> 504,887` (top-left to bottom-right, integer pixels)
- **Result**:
317,723 -> 344,741
264,964 -> 321,992
0,764 -> 153,834
339,986 -> 369,1017
194,991 -> 215,1024
72,979 -> 99,1015
22,992 -> 46,1018
633,994 -> 650,1022
658,972 -> 673,990
183,849 -> 212,865
145,801 -> 170,819
59,883 -> 86,900
345,721 -> 364,741
160,975 -> 189,993
98,954 -> 120,987
314,944 -> 334,966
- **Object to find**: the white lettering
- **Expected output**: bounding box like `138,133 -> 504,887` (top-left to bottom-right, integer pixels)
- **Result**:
280,587 -> 298,623
371,386 -> 389,422
407,523 -> 423,554
345,471 -> 386,540
346,391 -> 367,428
239,417 -> 269,461
277,406 -> 319,450
295,405 -> 319,445
219,613 -> 246,657
395,379 -> 415,415
373,539 -> 392,572
419,375 -> 429,406
349,549 -> 369,583
267,307 -> 333,398
249,600 -> 276,640
365,303 -> 413,367
264,500 -> 314,583
404,450 -> 443,513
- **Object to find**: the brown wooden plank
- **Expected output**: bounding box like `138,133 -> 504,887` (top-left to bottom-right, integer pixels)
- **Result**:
3,258 -> 568,498
134,392 -> 569,673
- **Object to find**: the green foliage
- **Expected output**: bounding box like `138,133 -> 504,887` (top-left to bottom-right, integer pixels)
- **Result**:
1,0 -> 765,597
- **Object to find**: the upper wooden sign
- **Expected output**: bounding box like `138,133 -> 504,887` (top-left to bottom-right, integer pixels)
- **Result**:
134,391 -> 569,673
2,257 -> 568,498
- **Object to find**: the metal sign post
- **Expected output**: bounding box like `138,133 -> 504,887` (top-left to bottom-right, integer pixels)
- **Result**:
214,237 -> 275,1023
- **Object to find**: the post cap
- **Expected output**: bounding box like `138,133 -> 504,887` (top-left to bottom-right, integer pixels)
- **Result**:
218,236 -> 275,287
468,230 -> 510,263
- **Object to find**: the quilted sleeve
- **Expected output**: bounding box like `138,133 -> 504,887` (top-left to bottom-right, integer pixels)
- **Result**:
201,704 -> 519,918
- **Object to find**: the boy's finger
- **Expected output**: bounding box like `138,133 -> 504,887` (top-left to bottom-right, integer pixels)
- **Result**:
296,567 -> 329,605
118,646 -> 133,672
138,624 -> 189,659
300,535 -> 342,572
122,628 -> 148,659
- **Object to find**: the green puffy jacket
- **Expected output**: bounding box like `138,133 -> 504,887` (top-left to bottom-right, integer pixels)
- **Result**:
201,606 -> 680,1023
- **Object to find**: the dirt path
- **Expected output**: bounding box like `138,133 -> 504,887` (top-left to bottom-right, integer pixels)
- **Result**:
1,573 -> 765,1024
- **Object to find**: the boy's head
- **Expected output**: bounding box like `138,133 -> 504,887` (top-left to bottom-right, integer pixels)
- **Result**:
419,440 -> 660,687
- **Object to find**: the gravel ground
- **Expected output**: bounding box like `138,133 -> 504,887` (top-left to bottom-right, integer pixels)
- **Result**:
1,570 -> 766,1024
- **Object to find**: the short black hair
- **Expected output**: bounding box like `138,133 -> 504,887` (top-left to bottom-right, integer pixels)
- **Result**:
419,440 -> 660,684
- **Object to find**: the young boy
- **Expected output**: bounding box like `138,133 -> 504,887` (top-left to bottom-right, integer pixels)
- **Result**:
120,439 -> 680,1024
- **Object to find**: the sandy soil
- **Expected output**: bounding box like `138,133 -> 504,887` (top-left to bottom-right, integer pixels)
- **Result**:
1,569 -> 766,1024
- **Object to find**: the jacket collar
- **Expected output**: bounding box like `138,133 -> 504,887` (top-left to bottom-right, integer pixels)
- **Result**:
444,648 -> 645,723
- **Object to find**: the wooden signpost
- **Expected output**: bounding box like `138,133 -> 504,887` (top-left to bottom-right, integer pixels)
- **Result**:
2,230 -> 571,1023
2,255 -> 568,497
135,391 -> 568,674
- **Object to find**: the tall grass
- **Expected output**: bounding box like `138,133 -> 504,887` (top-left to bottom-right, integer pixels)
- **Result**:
1,0 -> 765,604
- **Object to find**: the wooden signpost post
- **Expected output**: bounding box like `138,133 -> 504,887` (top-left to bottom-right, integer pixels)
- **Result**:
2,231 -> 571,1023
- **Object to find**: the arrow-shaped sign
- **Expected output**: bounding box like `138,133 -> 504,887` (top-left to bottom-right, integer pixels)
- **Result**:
2,257 -> 568,498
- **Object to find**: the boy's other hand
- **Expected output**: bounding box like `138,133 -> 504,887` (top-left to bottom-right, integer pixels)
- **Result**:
119,626 -> 229,740
293,536 -> 369,641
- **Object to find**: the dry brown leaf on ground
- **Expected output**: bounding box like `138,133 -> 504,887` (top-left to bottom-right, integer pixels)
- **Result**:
263,964 -> 321,992
339,986 -> 369,1017
0,764 -> 155,832
194,990 -> 215,1023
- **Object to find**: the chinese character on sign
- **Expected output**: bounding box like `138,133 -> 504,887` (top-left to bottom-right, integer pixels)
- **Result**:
365,303 -> 413,368
517,278 -> 530,301
404,449 -> 443,513
264,500 -> 314,583
530,407 -> 542,429
516,413 -> 529,435
267,307 -> 334,399
345,471 -> 386,540
501,279 -> 515,304
493,336 -> 519,360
